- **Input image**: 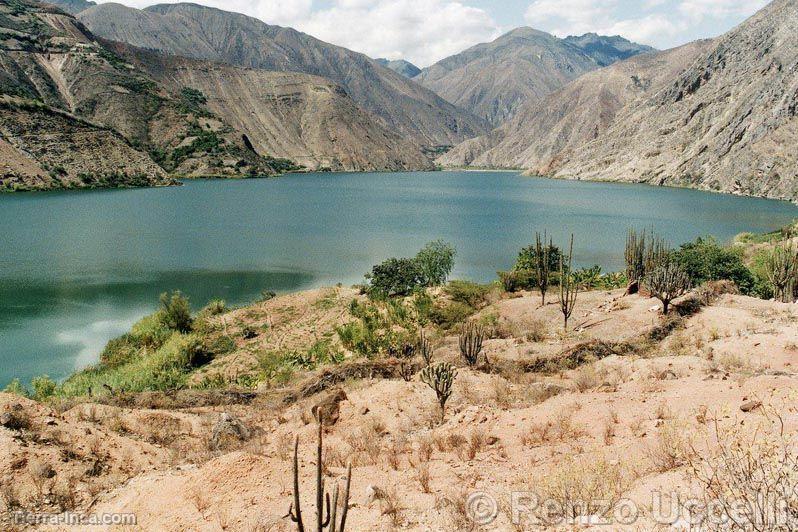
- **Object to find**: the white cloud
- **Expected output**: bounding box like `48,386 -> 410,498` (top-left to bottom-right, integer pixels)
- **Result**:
296,0 -> 501,66
524,0 -> 617,36
677,0 -> 768,20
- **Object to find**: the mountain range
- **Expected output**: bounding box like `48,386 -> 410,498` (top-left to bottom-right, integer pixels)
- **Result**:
2,0 -> 797,200
441,0 -> 798,201
415,28 -> 654,126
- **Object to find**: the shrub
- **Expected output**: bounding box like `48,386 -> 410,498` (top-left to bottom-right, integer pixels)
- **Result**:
3,379 -> 29,397
157,291 -> 193,333
428,301 -> 474,329
498,269 -> 535,292
443,280 -> 490,308
415,240 -> 456,287
671,237 -> 756,294
202,299 -> 227,316
129,313 -> 172,349
100,334 -> 140,368
515,242 -> 562,273
367,257 -> 424,298
31,375 -> 57,401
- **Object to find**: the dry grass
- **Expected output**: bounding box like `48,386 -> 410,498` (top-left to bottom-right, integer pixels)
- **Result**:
526,319 -> 548,342
646,421 -> 694,473
572,365 -> 601,392
416,435 -> 433,463
415,462 -> 431,493
522,407 -> 586,447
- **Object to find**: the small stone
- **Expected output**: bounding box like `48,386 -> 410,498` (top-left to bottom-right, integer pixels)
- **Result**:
740,400 -> 762,413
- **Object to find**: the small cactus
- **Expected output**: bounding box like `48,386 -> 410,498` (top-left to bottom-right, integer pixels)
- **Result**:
420,362 -> 457,423
558,235 -> 578,330
459,322 -> 485,367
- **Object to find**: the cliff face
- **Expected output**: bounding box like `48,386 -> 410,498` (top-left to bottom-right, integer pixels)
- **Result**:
443,0 -> 798,201
415,28 -> 653,127
77,2 -> 490,148
549,0 -> 798,201
121,47 -> 434,172
439,41 -> 711,170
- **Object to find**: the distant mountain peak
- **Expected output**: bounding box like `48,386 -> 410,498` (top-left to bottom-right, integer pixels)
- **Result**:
375,58 -> 421,78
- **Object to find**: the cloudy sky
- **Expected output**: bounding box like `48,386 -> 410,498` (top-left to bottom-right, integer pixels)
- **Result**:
97,0 -> 770,66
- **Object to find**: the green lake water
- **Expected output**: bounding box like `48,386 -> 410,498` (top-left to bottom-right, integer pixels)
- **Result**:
1,171 -> 796,386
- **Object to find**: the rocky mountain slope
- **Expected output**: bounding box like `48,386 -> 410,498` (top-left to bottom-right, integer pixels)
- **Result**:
376,58 -> 421,78
119,45 -> 433,171
415,28 -> 652,126
440,41 -> 711,170
42,0 -> 95,15
77,2 -> 489,148
547,0 -> 798,201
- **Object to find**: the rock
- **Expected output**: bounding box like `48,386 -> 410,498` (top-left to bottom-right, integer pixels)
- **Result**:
210,413 -> 250,451
486,436 -> 499,445
358,406 -> 370,416
311,389 -> 348,426
740,401 -> 762,413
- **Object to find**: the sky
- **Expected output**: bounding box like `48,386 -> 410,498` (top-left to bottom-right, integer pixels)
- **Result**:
95,0 -> 770,67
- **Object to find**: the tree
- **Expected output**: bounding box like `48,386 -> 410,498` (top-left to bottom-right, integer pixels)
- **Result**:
415,240 -> 456,287
515,241 -> 562,274
558,235 -> 578,329
671,237 -> 756,294
645,261 -> 691,314
367,257 -> 424,298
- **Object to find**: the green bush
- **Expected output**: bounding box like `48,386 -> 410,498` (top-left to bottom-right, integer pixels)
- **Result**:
367,257 -> 425,297
31,375 -> 57,401
202,299 -> 227,316
429,301 -> 475,330
415,240 -> 456,287
498,269 -> 535,292
157,291 -> 193,333
3,378 -> 29,397
100,334 -> 141,368
443,280 -> 490,309
515,243 -> 562,273
671,237 -> 756,295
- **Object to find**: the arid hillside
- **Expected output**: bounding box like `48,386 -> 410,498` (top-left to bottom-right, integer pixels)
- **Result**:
3,221 -> 798,529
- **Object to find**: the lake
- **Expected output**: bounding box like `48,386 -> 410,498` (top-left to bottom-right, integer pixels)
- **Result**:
1,171 -> 796,387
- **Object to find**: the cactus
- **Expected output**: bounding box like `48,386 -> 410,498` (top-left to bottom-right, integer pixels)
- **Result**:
558,235 -> 578,330
644,261 -> 692,314
459,322 -> 485,367
535,231 -> 551,306
417,329 -> 433,366
420,362 -> 457,423
625,228 -> 669,283
288,417 -> 352,532
766,243 -> 798,303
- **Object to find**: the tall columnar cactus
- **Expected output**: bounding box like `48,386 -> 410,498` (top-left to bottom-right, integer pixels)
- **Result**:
420,362 -> 457,423
644,260 -> 691,314
418,329 -> 433,366
625,228 -> 669,283
535,231 -> 551,306
288,418 -> 352,532
558,235 -> 578,330
766,243 -> 798,303
459,322 -> 485,367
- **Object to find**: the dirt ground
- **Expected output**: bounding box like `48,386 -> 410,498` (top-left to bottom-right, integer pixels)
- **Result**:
3,286 -> 798,531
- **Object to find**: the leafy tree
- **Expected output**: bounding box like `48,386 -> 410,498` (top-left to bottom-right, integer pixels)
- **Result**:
671,237 -> 756,294
366,257 -> 424,298
415,240 -> 456,287
31,375 -> 57,401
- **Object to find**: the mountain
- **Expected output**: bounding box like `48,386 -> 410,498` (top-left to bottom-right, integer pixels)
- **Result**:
563,33 -> 655,67
544,0 -> 798,201
115,44 -> 433,171
77,2 -> 489,148
444,0 -> 798,201
415,28 -> 653,126
376,58 -> 421,78
439,41 -> 711,171
42,0 -> 95,15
